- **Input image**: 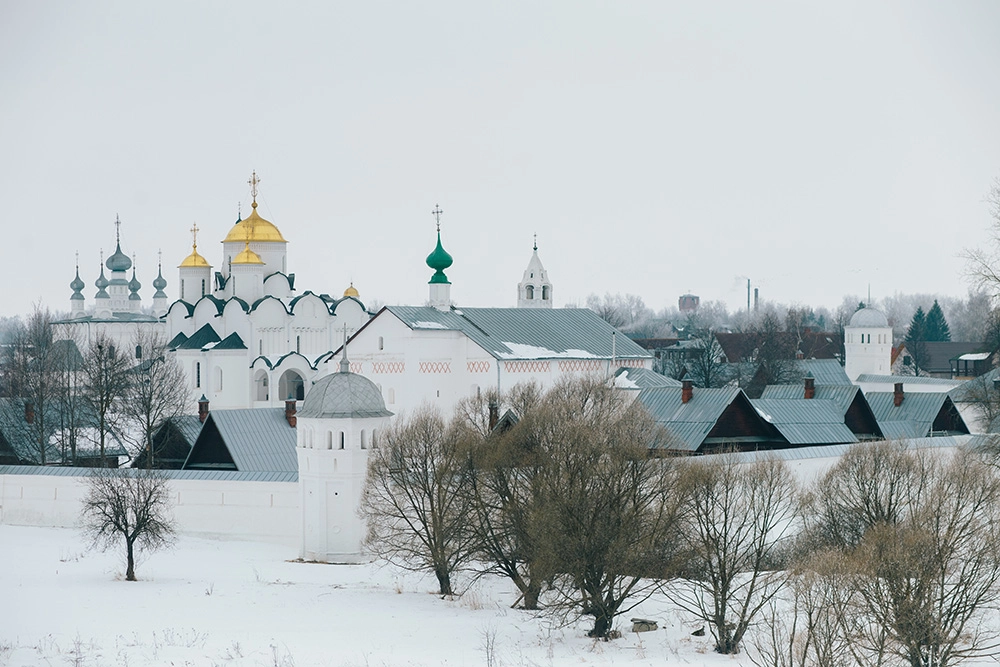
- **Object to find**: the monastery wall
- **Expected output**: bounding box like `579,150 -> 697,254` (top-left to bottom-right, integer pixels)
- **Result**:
0,473 -> 300,547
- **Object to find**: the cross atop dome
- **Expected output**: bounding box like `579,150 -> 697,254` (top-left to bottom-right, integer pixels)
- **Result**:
249,171 -> 260,207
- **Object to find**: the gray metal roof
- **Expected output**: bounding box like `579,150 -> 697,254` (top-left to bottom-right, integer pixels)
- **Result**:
721,434 -> 975,465
949,367 -> 1000,402
614,367 -> 682,389
751,398 -> 858,445
0,464 -> 296,482
760,384 -> 862,414
795,360 -> 852,386
190,408 -> 298,473
382,306 -> 651,361
299,369 -> 393,419
638,386 -> 743,452
866,391 -> 954,438
855,374 -> 959,386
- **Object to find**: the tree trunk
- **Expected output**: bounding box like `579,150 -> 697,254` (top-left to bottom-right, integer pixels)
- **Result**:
126,538 -> 136,581
522,580 -> 541,611
435,567 -> 453,596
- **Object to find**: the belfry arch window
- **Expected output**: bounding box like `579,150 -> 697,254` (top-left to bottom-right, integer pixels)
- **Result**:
526,285 -> 534,300
278,369 -> 305,401
541,286 -> 549,300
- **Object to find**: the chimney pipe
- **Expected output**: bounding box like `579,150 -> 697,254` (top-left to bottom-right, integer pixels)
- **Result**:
682,379 -> 694,404
23,401 -> 34,425
488,399 -> 499,431
285,398 -> 297,427
804,376 -> 815,399
893,382 -> 904,407
198,394 -> 210,423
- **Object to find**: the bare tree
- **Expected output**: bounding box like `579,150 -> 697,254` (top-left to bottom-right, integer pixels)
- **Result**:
803,442 -> 1000,667
963,177 -> 1000,300
79,333 -> 131,465
51,337 -> 86,465
684,331 -> 733,388
361,406 -> 477,595
669,455 -> 797,654
529,377 -> 686,639
122,331 -> 188,468
2,306 -> 59,464
80,467 -> 175,581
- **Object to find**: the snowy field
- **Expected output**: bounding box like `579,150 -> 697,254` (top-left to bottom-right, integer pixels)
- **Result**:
4,522 -> 999,667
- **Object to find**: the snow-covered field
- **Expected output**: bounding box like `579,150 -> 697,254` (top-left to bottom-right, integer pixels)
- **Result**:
1,524 -> 758,667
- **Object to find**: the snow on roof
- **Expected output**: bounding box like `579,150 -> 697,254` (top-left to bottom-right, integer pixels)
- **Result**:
959,352 -> 991,361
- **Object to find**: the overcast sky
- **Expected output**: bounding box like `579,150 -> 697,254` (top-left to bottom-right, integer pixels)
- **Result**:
2,1 -> 999,319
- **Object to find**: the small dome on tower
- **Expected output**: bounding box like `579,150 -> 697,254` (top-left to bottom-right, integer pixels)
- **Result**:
849,307 -> 889,328
426,230 -> 453,284
70,268 -> 85,294
179,247 -> 211,268
232,243 -> 264,265
153,266 -> 167,292
299,369 -> 393,419
95,267 -> 109,290
343,283 -> 359,298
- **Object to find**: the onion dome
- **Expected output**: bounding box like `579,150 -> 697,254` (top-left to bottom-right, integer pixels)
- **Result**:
223,201 -> 287,243
70,266 -> 85,301
426,228 -> 453,284
849,307 -> 889,328
106,241 -> 132,272
153,263 -> 168,298
95,262 -> 110,299
343,283 -> 359,298
232,241 -> 264,265
128,267 -> 142,300
179,244 -> 211,268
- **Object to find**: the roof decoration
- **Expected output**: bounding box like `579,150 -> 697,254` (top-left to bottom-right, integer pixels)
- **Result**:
70,253 -> 85,301
179,222 -> 211,268
106,215 -> 133,272
343,282 -> 359,298
426,204 -> 453,284
222,171 -> 287,243
128,259 -> 142,301
153,250 -> 168,298
95,252 -> 110,299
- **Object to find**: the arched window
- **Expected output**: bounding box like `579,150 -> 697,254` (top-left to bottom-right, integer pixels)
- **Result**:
339,432 -> 345,450
541,286 -> 549,300
296,335 -> 301,353
361,430 -> 367,450
526,285 -> 534,300
254,370 -> 269,401
327,432 -> 333,450
278,369 -> 305,401
371,429 -> 378,448
378,336 -> 384,350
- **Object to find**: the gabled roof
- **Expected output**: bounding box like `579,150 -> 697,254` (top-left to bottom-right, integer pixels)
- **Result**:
715,330 -> 841,363
183,408 -> 297,473
176,323 -> 222,350
949,366 -> 1000,402
761,383 -> 861,414
212,332 -> 247,350
913,342 -> 991,374
751,398 -> 858,445
795,360 -> 852,386
167,331 -> 189,349
866,391 -> 969,438
856,374 -> 959,387
614,367 -> 683,389
377,306 -> 651,361
638,386 -> 780,452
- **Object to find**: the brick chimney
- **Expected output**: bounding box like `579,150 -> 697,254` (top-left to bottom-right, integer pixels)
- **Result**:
285,399 -> 297,427
682,379 -> 694,404
804,376 -> 815,399
198,394 -> 210,423
893,382 -> 904,407
488,399 -> 499,431
23,401 -> 34,425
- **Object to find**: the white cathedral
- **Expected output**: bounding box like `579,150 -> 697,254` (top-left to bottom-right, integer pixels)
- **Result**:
56,173 -> 649,419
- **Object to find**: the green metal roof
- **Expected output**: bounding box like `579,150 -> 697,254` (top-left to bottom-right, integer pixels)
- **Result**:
177,323 -> 222,350
384,306 -> 652,361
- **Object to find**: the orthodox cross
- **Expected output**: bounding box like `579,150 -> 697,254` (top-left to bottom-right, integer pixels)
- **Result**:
115,214 -> 122,242
158,248 -> 162,269
533,233 -> 537,251
248,171 -> 260,203
75,250 -> 79,270
431,204 -> 443,232
190,223 -> 200,249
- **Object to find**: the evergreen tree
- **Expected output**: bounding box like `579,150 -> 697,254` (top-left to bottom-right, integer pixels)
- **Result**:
924,299 -> 952,341
905,307 -> 929,376
906,306 -> 926,343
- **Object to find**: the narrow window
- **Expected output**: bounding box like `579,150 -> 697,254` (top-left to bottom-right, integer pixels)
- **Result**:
339,432 -> 345,450
371,429 -> 378,448
361,430 -> 367,450
201,279 -> 206,296
327,432 -> 333,450
181,282 -> 185,300
195,362 -> 201,388
259,340 -> 263,355
526,285 -> 534,299
296,335 -> 301,353
378,336 -> 384,350
542,286 -> 549,300
388,388 -> 395,404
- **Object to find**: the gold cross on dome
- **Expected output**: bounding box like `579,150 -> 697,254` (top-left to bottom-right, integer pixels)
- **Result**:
248,171 -> 260,202
190,223 -> 200,248
431,204 -> 443,232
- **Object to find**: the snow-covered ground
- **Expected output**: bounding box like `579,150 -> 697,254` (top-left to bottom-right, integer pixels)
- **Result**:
1,524 -> 753,667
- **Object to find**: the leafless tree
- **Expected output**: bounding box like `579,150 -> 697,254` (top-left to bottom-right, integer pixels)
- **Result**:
529,377 -> 686,639
684,331 -> 733,388
2,306 -> 59,464
122,331 -> 188,468
79,332 -> 131,465
803,442 -> 1000,667
80,467 -> 175,581
668,455 -> 798,654
361,406 -> 477,596
51,337 -> 86,465
963,177 -> 1000,301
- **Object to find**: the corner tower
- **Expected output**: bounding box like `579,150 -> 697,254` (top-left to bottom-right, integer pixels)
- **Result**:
517,235 -> 552,308
844,306 -> 893,381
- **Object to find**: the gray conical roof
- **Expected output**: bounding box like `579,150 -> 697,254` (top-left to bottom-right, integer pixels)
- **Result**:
299,370 -> 392,419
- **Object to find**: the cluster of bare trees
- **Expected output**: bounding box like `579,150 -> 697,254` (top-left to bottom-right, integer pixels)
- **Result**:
363,380 -> 1000,662
0,305 -> 188,467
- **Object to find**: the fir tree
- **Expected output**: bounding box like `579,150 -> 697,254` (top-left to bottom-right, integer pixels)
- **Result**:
924,300 -> 952,341
905,307 -> 929,376
906,307 -> 926,343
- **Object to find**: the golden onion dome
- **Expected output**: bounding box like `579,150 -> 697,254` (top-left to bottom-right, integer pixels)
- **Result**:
232,242 -> 264,265
179,245 -> 211,268
222,202 -> 287,243
343,283 -> 359,298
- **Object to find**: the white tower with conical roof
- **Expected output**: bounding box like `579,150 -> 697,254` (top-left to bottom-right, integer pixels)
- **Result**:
517,236 -> 552,308
844,306 -> 893,381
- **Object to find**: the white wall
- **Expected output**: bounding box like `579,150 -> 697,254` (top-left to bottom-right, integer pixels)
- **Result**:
0,473 -> 300,547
